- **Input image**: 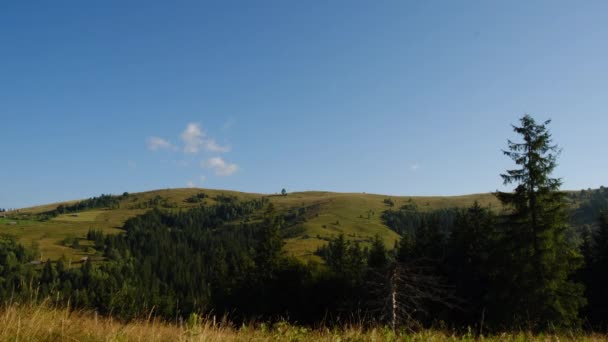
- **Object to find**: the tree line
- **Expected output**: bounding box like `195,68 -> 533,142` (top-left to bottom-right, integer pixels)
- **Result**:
33,193 -> 128,221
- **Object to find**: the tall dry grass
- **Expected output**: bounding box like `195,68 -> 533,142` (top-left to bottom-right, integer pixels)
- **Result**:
0,301 -> 607,341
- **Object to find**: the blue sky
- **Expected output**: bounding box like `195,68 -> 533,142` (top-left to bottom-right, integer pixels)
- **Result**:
1,1 -> 607,208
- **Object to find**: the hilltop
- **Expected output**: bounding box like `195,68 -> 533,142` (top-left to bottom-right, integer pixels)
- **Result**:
4,188 -> 501,262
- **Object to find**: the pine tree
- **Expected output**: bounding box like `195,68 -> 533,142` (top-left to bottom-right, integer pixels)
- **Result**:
254,203 -> 283,280
495,114 -> 584,330
367,235 -> 388,269
446,202 -> 496,325
395,233 -> 415,263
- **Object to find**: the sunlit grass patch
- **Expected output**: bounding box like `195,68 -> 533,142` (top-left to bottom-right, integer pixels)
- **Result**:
51,209 -> 106,222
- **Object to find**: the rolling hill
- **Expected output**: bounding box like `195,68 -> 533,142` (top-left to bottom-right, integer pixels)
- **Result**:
3,188 -> 504,263
5,186 -> 604,263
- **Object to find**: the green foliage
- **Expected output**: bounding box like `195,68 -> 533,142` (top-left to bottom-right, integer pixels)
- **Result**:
315,234 -> 365,281
254,203 -> 284,280
40,194 -> 121,220
494,115 -> 584,330
0,235 -> 37,299
382,205 -> 457,238
60,234 -> 77,247
367,235 -> 388,269
446,202 -> 497,326
394,232 -> 415,263
184,192 -> 207,203
571,187 -> 608,227
131,195 -> 176,209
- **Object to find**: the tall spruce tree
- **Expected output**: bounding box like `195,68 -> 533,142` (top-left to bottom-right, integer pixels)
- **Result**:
495,115 -> 584,330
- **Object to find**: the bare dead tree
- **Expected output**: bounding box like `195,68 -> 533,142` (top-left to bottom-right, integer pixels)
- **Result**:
363,259 -> 462,332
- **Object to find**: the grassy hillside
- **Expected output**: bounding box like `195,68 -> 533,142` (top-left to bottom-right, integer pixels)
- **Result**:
5,188 -> 500,262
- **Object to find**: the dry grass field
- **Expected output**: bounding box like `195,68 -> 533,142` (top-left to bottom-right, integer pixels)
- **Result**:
0,301 -> 605,342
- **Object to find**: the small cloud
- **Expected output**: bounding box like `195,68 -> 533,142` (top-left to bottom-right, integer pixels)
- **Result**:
127,160 -> 137,169
147,136 -> 175,151
186,180 -> 196,188
181,123 -> 230,154
181,123 -> 204,153
200,175 -> 206,183
203,138 -> 230,153
201,157 -> 238,176
410,163 -> 420,171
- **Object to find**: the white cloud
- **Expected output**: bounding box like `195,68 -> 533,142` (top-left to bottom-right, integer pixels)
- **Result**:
147,136 -> 175,151
201,157 -> 238,176
127,160 -> 137,169
200,175 -> 206,183
181,123 -> 204,153
410,163 -> 420,171
186,180 -> 196,188
203,138 -> 230,153
181,123 -> 230,154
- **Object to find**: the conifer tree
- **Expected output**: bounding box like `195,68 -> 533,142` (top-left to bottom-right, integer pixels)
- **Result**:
447,202 -> 496,325
367,235 -> 388,269
395,233 -> 415,263
495,115 -> 584,330
254,203 -> 283,280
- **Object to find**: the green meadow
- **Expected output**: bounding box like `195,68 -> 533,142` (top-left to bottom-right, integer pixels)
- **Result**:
7,188 -> 500,262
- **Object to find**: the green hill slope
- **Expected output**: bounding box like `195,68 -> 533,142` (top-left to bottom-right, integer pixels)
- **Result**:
4,188 -> 501,262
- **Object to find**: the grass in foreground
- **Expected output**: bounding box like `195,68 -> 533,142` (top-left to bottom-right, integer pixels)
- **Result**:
1,302 -> 606,341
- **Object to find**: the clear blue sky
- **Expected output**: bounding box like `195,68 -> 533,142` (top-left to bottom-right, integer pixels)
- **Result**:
2,1 -> 607,208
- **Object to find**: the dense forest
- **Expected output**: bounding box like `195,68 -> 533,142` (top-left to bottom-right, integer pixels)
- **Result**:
1,115 -> 608,333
